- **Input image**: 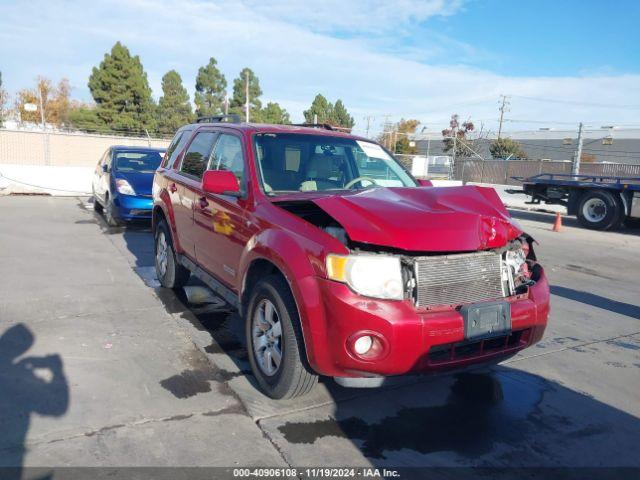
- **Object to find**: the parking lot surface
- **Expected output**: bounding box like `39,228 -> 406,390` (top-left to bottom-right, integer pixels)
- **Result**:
1,196 -> 639,474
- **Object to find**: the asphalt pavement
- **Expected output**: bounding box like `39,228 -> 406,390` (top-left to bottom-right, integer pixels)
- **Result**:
0,196 -> 639,477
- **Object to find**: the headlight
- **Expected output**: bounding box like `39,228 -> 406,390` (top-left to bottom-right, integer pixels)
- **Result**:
116,179 -> 136,195
505,248 -> 526,275
326,254 -> 404,300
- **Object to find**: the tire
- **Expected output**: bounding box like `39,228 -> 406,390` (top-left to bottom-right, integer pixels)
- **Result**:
154,220 -> 190,289
92,192 -> 104,213
104,195 -> 121,227
576,190 -> 621,231
245,274 -> 318,399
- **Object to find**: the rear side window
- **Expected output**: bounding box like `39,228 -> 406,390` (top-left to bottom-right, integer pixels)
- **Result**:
162,129 -> 191,168
209,134 -> 245,185
180,131 -> 217,179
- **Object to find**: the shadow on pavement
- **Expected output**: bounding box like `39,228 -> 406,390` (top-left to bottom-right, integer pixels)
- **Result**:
550,285 -> 640,320
0,325 -> 69,479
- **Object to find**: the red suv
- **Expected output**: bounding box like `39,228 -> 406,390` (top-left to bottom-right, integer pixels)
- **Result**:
152,116 -> 550,399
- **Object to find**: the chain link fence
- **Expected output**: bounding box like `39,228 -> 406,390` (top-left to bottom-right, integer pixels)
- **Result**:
454,159 -> 640,185
0,128 -> 171,167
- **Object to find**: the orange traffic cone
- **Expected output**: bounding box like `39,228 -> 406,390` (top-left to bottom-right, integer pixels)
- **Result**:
552,213 -> 562,232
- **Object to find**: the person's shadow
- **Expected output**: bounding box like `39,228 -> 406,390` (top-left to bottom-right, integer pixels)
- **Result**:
0,324 -> 69,479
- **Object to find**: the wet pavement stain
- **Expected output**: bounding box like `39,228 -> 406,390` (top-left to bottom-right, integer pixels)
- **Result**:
605,361 -> 627,368
607,340 -> 640,351
160,368 -> 250,399
278,373 -> 553,459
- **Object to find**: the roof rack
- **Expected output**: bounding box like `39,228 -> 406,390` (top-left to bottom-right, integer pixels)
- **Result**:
291,123 -> 336,131
196,114 -> 241,124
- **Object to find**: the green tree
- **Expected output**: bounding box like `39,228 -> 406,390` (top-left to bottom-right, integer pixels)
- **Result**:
88,42 -> 156,133
332,99 -> 354,128
394,119 -> 420,154
303,94 -> 333,124
194,57 -> 227,117
69,105 -> 104,133
157,70 -> 193,134
258,102 -> 290,124
489,137 -> 528,160
229,67 -> 262,121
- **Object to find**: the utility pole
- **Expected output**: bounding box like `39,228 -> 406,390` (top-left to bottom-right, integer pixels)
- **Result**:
224,94 -> 229,115
37,84 -> 46,129
497,94 -> 510,140
244,70 -> 250,123
363,116 -> 374,138
572,122 -> 584,175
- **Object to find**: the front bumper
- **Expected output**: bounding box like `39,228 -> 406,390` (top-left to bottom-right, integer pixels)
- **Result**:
114,194 -> 153,220
305,269 -> 550,378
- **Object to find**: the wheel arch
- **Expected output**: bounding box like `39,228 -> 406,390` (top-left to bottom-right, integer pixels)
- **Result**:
238,230 -> 329,375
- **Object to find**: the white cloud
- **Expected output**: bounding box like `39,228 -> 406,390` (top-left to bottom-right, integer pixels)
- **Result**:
1,0 -> 638,136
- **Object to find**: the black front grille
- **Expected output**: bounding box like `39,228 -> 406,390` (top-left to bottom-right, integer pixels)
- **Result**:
427,329 -> 529,364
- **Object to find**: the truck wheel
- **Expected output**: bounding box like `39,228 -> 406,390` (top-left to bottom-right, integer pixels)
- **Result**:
576,190 -> 621,230
155,220 -> 190,289
246,275 -> 318,399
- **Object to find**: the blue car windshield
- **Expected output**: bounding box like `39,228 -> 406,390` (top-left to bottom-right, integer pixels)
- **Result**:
114,151 -> 164,173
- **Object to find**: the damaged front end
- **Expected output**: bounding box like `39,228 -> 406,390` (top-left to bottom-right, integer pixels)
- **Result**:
322,235 -> 540,310
275,187 -> 541,310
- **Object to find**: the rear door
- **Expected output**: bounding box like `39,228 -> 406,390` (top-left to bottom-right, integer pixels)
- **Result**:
167,129 -> 218,260
192,131 -> 252,288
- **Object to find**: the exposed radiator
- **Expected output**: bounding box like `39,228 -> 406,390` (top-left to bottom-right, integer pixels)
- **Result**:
414,251 -> 506,308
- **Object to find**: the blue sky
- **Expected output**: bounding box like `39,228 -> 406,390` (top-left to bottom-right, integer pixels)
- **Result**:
1,0 -> 639,135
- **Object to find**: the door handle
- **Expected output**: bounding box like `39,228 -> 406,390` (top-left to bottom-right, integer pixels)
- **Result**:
198,197 -> 209,209
169,183 -> 177,193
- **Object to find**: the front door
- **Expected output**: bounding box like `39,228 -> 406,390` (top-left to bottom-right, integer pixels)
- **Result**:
170,130 -> 219,261
193,132 -> 252,290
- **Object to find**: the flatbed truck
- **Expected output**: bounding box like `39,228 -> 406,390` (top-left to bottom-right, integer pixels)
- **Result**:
509,173 -> 640,231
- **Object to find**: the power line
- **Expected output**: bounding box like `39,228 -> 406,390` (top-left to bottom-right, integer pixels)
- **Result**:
510,94 -> 640,110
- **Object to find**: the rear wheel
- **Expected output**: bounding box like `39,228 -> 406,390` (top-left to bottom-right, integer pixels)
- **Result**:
155,220 -> 190,289
246,275 -> 318,399
576,190 -> 621,230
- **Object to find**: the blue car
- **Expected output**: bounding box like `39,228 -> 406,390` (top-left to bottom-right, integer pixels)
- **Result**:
92,146 -> 166,226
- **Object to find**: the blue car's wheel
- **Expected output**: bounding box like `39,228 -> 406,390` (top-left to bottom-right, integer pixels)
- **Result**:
104,195 -> 121,227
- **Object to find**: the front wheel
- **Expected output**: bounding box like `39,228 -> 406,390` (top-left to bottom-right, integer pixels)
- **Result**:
576,190 -> 621,231
104,196 -> 121,227
246,275 -> 318,399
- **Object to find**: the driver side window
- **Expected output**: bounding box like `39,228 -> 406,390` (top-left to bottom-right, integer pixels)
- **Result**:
208,134 -> 245,187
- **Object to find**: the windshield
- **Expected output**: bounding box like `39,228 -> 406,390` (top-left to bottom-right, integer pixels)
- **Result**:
114,150 -> 164,173
253,133 -> 416,195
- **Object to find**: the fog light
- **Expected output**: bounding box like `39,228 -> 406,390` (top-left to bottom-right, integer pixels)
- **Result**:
353,335 -> 373,355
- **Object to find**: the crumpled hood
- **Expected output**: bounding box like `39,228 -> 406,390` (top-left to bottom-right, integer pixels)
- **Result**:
312,186 -> 522,252
113,171 -> 154,196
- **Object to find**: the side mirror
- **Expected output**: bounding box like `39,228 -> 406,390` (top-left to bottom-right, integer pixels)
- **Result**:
417,179 -> 433,187
202,170 -> 240,195
102,164 -> 109,173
